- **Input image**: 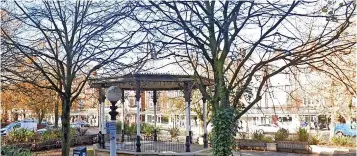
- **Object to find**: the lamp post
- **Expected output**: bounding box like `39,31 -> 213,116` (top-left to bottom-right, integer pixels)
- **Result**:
106,86 -> 122,156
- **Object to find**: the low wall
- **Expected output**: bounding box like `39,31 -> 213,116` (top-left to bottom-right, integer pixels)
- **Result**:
310,145 -> 356,155
93,144 -> 211,156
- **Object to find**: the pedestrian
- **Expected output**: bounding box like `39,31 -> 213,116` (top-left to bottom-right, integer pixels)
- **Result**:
351,120 -> 356,129
310,121 -> 315,129
314,121 -> 318,130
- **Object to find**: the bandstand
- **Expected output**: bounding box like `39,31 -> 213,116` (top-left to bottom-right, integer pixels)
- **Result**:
89,72 -> 213,153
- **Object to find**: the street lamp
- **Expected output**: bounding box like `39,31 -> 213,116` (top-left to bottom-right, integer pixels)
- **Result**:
106,86 -> 122,156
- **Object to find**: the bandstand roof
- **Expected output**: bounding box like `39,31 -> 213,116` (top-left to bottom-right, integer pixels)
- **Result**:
88,72 -> 213,90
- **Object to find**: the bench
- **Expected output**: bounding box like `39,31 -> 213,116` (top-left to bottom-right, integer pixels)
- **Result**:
276,141 -> 310,153
237,139 -> 267,151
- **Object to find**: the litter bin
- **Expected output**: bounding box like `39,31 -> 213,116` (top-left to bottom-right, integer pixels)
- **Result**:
73,146 -> 86,156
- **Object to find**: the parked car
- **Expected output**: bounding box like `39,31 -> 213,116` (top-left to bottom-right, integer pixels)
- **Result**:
71,121 -> 90,128
334,123 -> 357,137
252,124 -> 280,133
37,125 -> 57,134
1,122 -> 20,136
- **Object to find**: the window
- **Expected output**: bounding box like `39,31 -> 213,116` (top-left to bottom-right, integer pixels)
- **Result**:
149,101 -> 153,108
162,116 -> 169,124
253,117 -> 258,125
147,115 -> 153,123
148,91 -> 153,99
282,117 -> 292,122
129,98 -> 135,107
284,85 -> 290,91
261,117 -> 266,124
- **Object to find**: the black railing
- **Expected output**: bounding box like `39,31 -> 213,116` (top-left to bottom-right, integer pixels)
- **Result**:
103,135 -> 185,153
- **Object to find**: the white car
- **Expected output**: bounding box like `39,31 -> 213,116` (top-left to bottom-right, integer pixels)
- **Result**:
1,122 -> 20,135
1,120 -> 37,135
71,121 -> 90,128
252,124 -> 280,133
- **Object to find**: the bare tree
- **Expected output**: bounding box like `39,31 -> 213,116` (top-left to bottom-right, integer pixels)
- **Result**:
135,1 -> 356,155
288,39 -> 356,139
1,1 -> 148,155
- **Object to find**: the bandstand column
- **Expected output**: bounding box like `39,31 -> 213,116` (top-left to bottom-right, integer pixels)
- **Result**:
153,90 -> 158,141
121,90 -> 125,143
203,96 -> 208,148
98,88 -> 106,149
135,81 -> 141,152
184,82 -> 192,152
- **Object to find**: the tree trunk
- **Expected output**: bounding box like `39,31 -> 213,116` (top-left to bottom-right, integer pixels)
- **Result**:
55,100 -> 59,128
212,107 -> 235,156
37,111 -> 41,124
329,80 -> 335,140
329,113 -> 335,140
61,98 -> 71,156
38,109 -> 45,124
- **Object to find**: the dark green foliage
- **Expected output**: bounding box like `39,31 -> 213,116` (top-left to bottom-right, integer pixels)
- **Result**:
141,123 -> 156,137
6,128 -> 37,143
168,127 -> 179,141
331,136 -> 356,146
212,108 -> 236,156
252,131 -> 264,141
116,122 -> 161,136
125,123 -> 137,135
309,135 -> 320,145
42,129 -> 61,140
1,146 -> 31,156
296,128 -> 309,142
116,121 -> 137,135
275,128 -> 289,141
251,131 -> 274,143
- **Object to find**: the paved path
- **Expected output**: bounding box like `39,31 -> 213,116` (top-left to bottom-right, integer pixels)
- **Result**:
236,150 -> 356,156
236,151 -> 311,156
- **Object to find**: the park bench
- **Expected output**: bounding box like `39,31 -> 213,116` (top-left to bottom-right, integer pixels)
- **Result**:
237,139 -> 267,151
276,141 -> 310,153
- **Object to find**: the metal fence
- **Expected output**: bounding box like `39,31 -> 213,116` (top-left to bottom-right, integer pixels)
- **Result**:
103,135 -> 186,153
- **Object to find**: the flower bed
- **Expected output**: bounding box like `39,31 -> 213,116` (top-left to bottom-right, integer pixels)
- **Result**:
31,140 -> 61,151
276,141 -> 310,153
236,139 -> 267,150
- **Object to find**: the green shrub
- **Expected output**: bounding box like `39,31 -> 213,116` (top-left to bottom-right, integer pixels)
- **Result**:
116,122 -> 160,136
42,129 -> 61,141
116,121 -> 127,132
309,135 -> 320,145
251,131 -> 273,143
252,131 -> 264,141
65,127 -> 76,138
331,136 -> 355,146
141,123 -> 155,137
274,128 -> 289,141
1,146 -> 31,156
262,136 -> 274,143
168,127 -> 179,141
207,132 -> 213,143
124,123 -> 137,135
296,128 -> 309,142
7,128 -> 36,143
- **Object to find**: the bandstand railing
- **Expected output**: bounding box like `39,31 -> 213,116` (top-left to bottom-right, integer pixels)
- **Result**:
102,134 -> 185,153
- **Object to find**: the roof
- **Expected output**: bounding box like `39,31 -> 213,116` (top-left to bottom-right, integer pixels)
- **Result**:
88,72 -> 213,90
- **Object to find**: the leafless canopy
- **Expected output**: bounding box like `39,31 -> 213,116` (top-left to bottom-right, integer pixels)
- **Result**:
1,1 -> 148,102
134,1 -> 356,119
